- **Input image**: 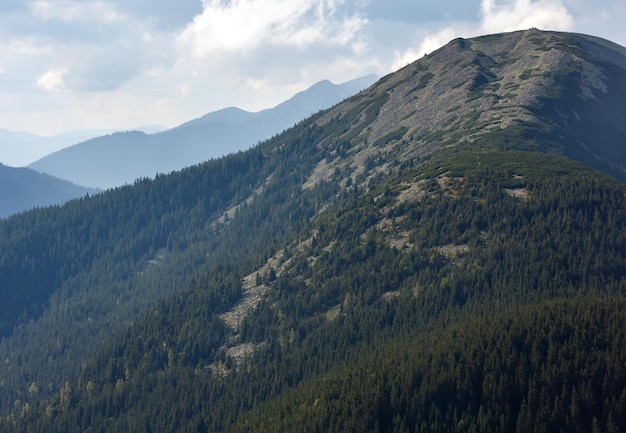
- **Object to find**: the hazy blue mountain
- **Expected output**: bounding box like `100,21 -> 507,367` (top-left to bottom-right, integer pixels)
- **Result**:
0,126 -> 167,167
0,129 -> 40,166
0,163 -> 97,218
28,75 -> 378,189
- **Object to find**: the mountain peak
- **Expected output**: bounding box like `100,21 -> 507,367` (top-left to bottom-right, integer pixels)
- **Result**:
311,29 -> 626,186
173,106 -> 256,130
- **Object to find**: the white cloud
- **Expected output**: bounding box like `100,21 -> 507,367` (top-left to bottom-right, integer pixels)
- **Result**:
10,2 -> 175,94
392,26 -> 463,70
177,0 -> 368,58
179,83 -> 190,97
481,0 -> 573,34
36,67 -> 68,92
164,0 -> 375,117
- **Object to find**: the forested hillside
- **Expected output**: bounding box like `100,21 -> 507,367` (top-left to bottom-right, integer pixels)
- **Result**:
5,148 -> 626,433
1,29 -> 626,432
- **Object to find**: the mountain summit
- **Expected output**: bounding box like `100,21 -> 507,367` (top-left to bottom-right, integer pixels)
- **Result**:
2,30 -> 626,433
306,29 -> 626,185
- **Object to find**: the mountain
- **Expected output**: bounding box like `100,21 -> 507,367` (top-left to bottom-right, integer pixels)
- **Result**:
0,163 -> 98,218
0,129 -> 41,166
0,126 -> 166,167
1,29 -> 626,433
28,75 -> 378,189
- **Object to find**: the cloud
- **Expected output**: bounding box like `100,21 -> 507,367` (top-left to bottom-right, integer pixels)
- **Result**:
167,0 -> 375,115
18,0 -> 367,96
36,67 -> 68,92
481,0 -> 573,34
392,26 -> 463,70
177,0 -> 368,58
28,39 -> 154,93
11,1 -> 176,93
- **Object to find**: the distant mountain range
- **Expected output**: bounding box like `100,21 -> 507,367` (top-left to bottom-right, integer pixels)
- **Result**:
0,75 -> 376,217
0,125 -> 166,167
0,164 -> 97,219
28,75 -> 378,189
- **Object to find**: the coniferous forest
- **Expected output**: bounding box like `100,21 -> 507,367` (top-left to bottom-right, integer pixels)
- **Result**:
1,29 -> 626,432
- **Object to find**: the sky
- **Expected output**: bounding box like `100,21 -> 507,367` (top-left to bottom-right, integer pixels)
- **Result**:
0,0 -> 625,137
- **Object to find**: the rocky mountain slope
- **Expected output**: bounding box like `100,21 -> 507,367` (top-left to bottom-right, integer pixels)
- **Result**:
305,29 -> 626,187
1,29 -> 626,432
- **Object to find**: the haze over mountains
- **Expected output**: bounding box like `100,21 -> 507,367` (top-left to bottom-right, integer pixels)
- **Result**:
28,75 -> 378,190
1,29 -> 626,433
0,164 -> 98,219
0,126 -> 167,168
0,75 -> 376,218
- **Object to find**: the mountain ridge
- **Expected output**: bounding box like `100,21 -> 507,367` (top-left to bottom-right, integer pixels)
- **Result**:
0,126 -> 166,167
0,163 -> 97,219
1,29 -> 626,432
28,75 -> 378,189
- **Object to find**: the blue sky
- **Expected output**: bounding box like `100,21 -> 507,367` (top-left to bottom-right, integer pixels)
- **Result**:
0,0 -> 625,136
